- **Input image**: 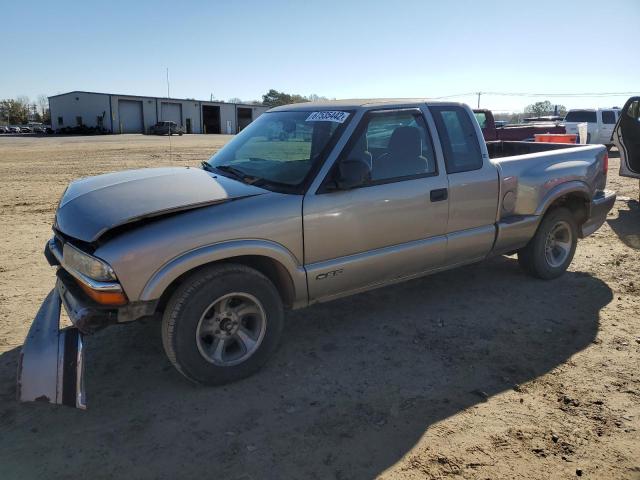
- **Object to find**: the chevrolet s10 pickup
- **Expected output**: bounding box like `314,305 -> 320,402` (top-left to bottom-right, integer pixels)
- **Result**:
18,99 -> 616,408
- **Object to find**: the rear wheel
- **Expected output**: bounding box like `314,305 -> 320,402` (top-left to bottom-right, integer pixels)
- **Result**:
518,207 -> 577,279
161,264 -> 284,385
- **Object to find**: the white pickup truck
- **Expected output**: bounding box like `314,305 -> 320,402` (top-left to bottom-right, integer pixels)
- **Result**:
564,107 -> 620,147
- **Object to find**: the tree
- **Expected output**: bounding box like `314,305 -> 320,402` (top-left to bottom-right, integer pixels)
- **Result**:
261,89 -> 309,107
37,94 -> 49,117
228,97 -> 243,104
524,100 -> 566,117
307,93 -> 329,102
0,97 -> 31,125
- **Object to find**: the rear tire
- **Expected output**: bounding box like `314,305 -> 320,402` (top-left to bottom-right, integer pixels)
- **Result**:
161,263 -> 284,385
518,207 -> 577,279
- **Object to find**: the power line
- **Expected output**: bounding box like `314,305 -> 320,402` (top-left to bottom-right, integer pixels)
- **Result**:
432,91 -> 639,99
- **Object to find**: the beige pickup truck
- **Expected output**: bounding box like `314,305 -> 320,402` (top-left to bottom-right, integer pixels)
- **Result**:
19,99 -> 615,408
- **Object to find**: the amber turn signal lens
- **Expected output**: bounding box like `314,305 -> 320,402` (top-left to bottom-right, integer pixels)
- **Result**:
77,281 -> 128,306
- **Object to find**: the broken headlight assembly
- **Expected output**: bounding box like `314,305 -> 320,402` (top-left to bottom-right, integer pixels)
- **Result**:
62,243 -> 116,282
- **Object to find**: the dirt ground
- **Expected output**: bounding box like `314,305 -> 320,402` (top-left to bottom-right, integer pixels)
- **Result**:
0,134 -> 638,480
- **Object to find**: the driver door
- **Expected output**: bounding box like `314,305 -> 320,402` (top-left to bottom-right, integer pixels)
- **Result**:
303,108 -> 449,302
613,97 -> 640,179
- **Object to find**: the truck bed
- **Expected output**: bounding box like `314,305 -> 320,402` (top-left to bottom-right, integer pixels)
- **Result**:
486,140 -> 577,159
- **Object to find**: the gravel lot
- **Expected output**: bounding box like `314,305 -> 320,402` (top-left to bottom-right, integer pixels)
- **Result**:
0,134 -> 638,479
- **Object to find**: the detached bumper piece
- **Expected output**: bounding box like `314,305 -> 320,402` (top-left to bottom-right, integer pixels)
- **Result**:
17,289 -> 86,409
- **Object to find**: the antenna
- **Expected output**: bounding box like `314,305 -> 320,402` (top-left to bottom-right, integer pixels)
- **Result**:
166,67 -> 172,163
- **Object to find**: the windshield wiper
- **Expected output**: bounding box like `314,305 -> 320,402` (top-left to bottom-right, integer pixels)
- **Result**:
212,164 -> 262,184
202,162 -> 250,182
202,162 -> 291,191
200,161 -> 216,173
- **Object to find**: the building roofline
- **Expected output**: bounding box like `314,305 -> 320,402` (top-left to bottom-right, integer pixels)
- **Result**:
47,90 -> 265,108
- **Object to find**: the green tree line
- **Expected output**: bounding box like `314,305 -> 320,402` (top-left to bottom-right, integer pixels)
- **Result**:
0,95 -> 50,125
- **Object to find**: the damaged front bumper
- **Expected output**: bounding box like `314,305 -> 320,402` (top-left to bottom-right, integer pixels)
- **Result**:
17,288 -> 86,409
17,237 -> 159,409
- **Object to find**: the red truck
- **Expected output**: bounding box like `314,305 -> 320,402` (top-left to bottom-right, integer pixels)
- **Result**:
474,109 -> 566,141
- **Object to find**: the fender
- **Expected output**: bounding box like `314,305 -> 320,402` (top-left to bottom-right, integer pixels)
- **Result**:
139,239 -> 308,307
534,180 -> 591,216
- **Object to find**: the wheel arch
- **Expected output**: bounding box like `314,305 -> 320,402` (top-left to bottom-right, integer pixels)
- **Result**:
535,181 -> 591,227
142,240 -> 308,310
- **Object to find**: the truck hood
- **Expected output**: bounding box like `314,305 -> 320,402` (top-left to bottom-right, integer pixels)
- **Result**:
55,167 -> 267,242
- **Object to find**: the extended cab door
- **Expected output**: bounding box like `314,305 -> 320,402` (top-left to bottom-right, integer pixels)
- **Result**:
599,110 -> 618,145
429,104 -> 499,265
613,97 -> 640,179
303,107 -> 449,302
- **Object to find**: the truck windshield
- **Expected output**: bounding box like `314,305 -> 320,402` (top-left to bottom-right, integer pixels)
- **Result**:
205,111 -> 351,192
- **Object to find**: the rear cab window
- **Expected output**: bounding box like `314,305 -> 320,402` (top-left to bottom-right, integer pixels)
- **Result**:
565,110 -> 597,123
474,111 -> 487,129
430,106 -> 483,174
601,111 -> 616,124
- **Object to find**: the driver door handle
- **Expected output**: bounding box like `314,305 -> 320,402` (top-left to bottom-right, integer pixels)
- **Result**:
430,188 -> 448,202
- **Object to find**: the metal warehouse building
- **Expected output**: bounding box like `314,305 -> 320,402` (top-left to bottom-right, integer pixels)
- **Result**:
48,91 -> 269,134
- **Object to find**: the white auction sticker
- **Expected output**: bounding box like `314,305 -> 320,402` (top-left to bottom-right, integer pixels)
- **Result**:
306,111 -> 350,123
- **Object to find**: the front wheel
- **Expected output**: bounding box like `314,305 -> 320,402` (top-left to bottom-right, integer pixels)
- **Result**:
161,264 -> 284,385
518,207 -> 578,279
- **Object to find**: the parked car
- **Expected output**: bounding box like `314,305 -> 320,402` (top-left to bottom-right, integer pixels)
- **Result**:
474,109 -> 565,141
18,99 -> 615,408
57,125 -> 109,135
149,121 -> 184,135
20,126 -> 32,133
612,96 -> 640,196
0,126 -> 8,133
564,108 -> 620,147
8,126 -> 22,133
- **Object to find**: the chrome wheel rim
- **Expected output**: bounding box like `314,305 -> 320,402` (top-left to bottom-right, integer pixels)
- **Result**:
544,220 -> 572,268
196,292 -> 267,366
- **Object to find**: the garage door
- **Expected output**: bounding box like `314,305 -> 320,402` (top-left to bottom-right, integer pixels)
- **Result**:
118,100 -> 144,133
161,102 -> 182,126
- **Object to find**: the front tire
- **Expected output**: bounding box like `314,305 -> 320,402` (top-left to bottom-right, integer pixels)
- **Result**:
161,264 -> 284,385
518,207 -> 577,279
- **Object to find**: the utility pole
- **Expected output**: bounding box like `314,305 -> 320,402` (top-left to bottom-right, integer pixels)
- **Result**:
477,92 -> 482,108
166,68 -> 170,98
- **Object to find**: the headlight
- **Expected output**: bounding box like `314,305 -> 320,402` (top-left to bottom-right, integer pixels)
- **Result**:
62,243 -> 116,281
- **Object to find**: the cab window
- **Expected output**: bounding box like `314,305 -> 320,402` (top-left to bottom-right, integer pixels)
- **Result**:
601,111 -> 616,124
474,111 -> 487,129
565,110 -> 597,123
340,109 -> 437,184
626,101 -> 640,121
431,106 -> 483,174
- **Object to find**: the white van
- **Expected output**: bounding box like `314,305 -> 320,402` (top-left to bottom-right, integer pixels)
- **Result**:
564,108 -> 620,147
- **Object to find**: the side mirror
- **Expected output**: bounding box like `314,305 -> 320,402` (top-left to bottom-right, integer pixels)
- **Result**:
334,158 -> 371,190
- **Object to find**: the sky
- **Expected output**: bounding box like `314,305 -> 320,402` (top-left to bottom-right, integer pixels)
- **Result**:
1,0 -> 639,112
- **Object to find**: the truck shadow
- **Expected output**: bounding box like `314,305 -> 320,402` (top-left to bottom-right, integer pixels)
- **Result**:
0,256 -> 612,479
608,199 -> 640,249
